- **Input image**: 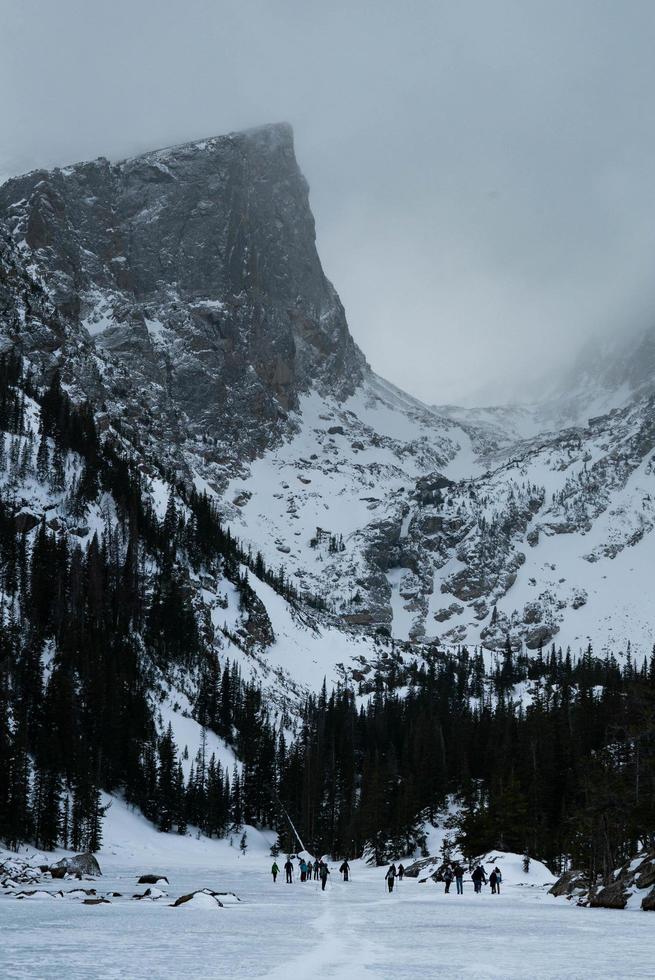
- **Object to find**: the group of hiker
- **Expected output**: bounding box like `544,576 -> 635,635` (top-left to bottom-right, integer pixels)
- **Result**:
271,856 -> 352,891
271,856 -> 503,896
442,862 -> 502,894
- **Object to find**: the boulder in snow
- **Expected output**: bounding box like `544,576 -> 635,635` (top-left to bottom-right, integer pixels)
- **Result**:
47,866 -> 67,880
171,888 -> 233,909
64,888 -> 97,899
53,853 -> 102,877
14,889 -> 63,899
590,880 -> 629,910
548,869 -> 589,900
402,857 -> 440,880
133,887 -> 167,901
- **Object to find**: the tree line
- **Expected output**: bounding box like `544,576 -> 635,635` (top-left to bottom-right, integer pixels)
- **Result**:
1,353 -> 654,889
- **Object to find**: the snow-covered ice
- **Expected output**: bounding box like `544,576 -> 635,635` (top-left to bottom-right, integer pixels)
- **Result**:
1,799 -> 653,980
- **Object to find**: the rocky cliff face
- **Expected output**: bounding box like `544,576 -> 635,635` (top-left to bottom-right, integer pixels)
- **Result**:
0,124 -> 365,467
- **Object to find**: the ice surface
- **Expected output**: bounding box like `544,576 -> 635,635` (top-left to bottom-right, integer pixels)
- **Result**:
1,798 -> 652,979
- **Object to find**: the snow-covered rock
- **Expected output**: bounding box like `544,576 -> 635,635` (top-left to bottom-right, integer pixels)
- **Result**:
171,888 -> 228,909
53,853 -> 102,877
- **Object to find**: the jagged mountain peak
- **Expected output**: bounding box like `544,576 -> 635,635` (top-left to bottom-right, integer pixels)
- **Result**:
125,120 -> 297,164
0,123 -> 366,462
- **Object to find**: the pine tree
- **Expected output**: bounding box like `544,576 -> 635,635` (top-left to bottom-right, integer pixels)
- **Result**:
35,431 -> 49,482
157,724 -> 178,833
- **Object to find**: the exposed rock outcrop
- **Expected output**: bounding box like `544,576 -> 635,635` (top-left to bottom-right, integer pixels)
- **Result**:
0,125 -> 366,470
550,851 -> 655,911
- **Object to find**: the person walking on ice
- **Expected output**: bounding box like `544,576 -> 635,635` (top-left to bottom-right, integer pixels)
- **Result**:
284,857 -> 294,883
385,864 -> 397,893
313,858 -> 320,880
320,862 -> 330,891
397,864 -> 405,881
271,861 -> 279,883
339,860 -> 350,882
471,865 -> 486,893
443,865 -> 454,893
453,863 -> 464,894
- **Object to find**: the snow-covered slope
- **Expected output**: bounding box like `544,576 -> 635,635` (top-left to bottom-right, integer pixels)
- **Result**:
220,377 -> 480,631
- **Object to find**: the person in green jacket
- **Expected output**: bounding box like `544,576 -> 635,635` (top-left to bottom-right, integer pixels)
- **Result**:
271,861 -> 280,883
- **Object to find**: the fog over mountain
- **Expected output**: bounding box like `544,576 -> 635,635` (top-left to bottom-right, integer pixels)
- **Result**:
4,0 -> 655,405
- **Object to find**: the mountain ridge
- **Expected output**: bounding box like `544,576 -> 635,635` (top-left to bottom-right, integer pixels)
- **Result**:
1,124 -> 654,660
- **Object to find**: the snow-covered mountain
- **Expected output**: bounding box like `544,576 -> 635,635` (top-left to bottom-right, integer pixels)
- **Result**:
2,121 -> 654,679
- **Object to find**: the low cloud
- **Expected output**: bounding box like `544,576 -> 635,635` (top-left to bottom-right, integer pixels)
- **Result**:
3,0 -> 655,404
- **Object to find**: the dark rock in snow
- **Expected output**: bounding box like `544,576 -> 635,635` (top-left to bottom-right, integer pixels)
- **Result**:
641,886 -> 655,911
137,874 -> 169,885
551,850 -> 655,911
402,856 -> 438,879
171,888 -> 225,908
548,869 -> 590,899
53,853 -> 102,876
590,880 -> 629,910
132,887 -> 167,900
14,512 -> 40,533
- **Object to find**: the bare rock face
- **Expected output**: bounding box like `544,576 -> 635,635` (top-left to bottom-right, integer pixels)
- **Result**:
548,869 -> 590,900
589,880 -> 629,910
0,124 -> 366,465
551,851 -> 655,911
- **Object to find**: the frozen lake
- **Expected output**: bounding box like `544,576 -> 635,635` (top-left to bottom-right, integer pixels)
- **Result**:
2,859 -> 653,979
1,801 -> 652,980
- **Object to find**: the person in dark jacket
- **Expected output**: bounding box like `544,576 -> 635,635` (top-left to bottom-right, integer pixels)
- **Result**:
494,867 -> 502,893
453,863 -> 464,894
320,862 -> 330,891
398,864 -> 405,880
284,858 -> 294,884
339,860 -> 350,882
489,869 -> 498,894
313,859 -> 320,880
443,865 -> 454,893
385,864 -> 397,893
271,861 -> 279,883
471,865 -> 486,893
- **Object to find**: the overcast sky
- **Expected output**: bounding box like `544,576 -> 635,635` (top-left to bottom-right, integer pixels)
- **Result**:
2,0 -> 655,405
